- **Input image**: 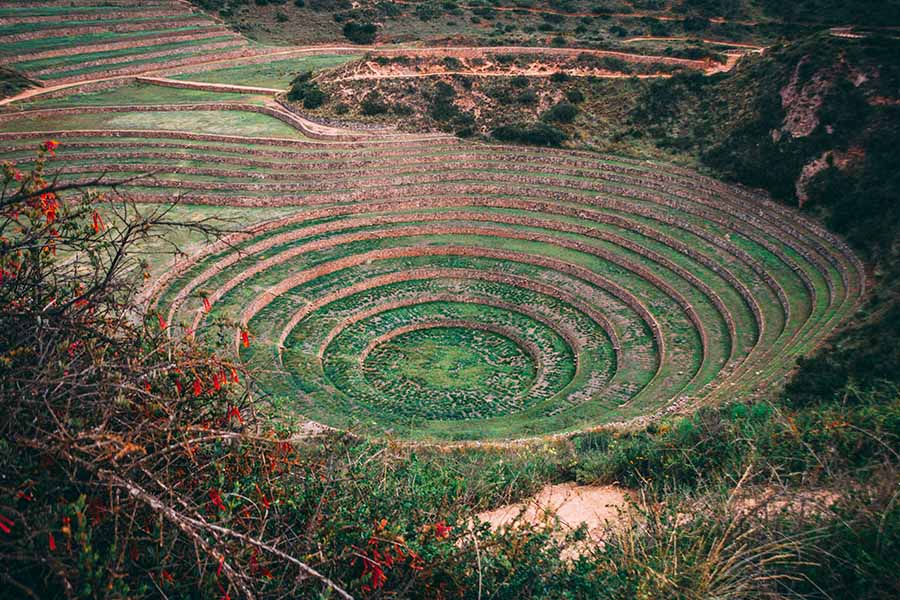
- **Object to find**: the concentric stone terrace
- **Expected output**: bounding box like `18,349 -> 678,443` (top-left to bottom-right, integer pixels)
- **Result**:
0,116 -> 865,441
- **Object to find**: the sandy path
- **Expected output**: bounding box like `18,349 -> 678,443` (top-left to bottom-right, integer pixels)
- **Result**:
476,482 -> 635,541
332,70 -> 673,81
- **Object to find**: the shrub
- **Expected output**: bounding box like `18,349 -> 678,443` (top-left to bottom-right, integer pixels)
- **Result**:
416,3 -> 440,20
542,101 -> 579,123
361,91 -> 389,115
443,56 -> 463,70
491,122 -> 568,146
343,21 -> 377,44
392,103 -> 414,116
516,88 -> 538,105
566,88 -> 585,103
301,87 -> 326,108
510,75 -> 529,88
287,72 -> 328,108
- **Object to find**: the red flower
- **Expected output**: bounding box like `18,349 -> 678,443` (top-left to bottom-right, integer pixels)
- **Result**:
48,532 -> 57,551
434,520 -> 451,540
240,329 -> 250,348
249,548 -> 274,579
209,490 -> 226,512
157,313 -> 166,330
213,373 -> 221,391
203,296 -> 212,313
38,192 -> 57,223
360,554 -> 387,593
42,140 -> 59,155
226,405 -> 243,425
192,379 -> 202,397
175,380 -> 183,395
0,515 -> 13,535
231,368 -> 239,384
161,570 -> 174,584
91,210 -> 104,233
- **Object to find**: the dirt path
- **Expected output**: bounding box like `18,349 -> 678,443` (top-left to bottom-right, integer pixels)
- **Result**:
476,482 -> 635,542
332,70 -> 673,81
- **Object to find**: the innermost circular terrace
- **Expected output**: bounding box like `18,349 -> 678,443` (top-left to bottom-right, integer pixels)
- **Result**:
361,324 -> 539,420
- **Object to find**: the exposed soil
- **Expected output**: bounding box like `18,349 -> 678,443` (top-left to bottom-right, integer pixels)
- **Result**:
475,482 -> 636,541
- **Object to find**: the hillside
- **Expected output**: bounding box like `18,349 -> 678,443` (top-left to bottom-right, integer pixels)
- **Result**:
626,33 -> 900,406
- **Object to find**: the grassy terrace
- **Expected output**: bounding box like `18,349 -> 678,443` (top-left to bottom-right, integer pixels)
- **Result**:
18,82 -> 272,109
0,0 -> 252,83
171,55 -> 360,89
14,118 -> 850,440
0,57 -> 863,440
0,110 -> 307,138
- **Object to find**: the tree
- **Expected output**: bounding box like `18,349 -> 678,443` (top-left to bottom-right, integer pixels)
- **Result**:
542,101 -> 579,123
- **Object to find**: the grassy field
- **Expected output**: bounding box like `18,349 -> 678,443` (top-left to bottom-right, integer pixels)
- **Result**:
0,109 -> 308,138
21,82 -> 270,109
172,54 -> 360,88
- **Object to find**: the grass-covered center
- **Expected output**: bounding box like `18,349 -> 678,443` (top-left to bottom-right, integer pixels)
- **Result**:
362,325 -> 537,419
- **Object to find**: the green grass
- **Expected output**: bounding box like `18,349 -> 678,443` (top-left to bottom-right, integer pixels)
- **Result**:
0,13 -> 204,37
13,35 -> 237,72
0,25 -> 221,57
0,110 -> 308,138
121,203 -> 301,275
172,54 -> 360,89
22,82 -> 269,109
0,102 -> 857,440
36,44 -> 247,80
